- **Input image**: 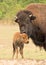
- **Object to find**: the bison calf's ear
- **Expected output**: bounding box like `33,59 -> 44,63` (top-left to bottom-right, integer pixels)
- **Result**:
29,15 -> 36,20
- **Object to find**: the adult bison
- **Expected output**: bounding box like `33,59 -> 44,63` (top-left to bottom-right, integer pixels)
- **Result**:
14,3 -> 46,51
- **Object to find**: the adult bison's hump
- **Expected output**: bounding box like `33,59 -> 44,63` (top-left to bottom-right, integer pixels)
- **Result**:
26,3 -> 46,34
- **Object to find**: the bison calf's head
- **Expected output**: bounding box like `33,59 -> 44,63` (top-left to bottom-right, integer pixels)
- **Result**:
22,33 -> 29,44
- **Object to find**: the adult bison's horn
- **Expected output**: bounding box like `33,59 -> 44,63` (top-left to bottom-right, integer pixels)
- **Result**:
14,16 -> 18,19
29,14 -> 36,20
14,16 -> 18,22
29,14 -> 32,17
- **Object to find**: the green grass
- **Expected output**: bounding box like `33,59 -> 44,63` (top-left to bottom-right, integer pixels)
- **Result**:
0,0 -> 46,20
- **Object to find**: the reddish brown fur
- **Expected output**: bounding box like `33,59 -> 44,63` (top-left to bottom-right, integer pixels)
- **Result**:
12,32 -> 29,59
26,3 -> 46,34
13,32 -> 29,43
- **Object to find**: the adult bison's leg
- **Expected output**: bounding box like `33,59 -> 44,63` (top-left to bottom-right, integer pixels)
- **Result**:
43,36 -> 46,51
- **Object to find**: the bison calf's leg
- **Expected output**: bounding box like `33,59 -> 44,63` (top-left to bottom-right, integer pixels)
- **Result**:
19,47 -> 24,58
16,48 -> 18,59
12,42 -> 18,59
12,43 -> 16,59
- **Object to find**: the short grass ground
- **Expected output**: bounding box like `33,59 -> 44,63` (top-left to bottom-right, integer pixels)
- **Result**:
0,23 -> 46,60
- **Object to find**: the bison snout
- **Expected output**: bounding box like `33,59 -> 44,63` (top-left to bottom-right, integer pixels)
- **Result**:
26,41 -> 29,44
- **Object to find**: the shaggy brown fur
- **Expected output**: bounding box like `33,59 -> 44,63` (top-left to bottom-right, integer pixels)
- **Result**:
12,32 -> 29,59
26,3 -> 46,34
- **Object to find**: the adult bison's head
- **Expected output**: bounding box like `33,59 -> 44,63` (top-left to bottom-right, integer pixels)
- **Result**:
14,10 -> 36,37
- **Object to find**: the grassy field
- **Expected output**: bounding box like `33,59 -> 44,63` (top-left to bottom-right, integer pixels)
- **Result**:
0,22 -> 46,60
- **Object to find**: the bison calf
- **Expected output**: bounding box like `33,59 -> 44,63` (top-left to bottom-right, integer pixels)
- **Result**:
12,32 -> 29,59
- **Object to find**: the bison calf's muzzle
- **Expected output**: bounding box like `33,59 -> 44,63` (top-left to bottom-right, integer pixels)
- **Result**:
27,41 -> 29,43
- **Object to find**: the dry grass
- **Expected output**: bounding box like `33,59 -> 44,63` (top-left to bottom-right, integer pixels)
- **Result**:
0,20 -> 46,60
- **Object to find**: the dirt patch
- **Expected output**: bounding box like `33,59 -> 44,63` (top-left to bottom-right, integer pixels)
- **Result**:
0,59 -> 46,65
